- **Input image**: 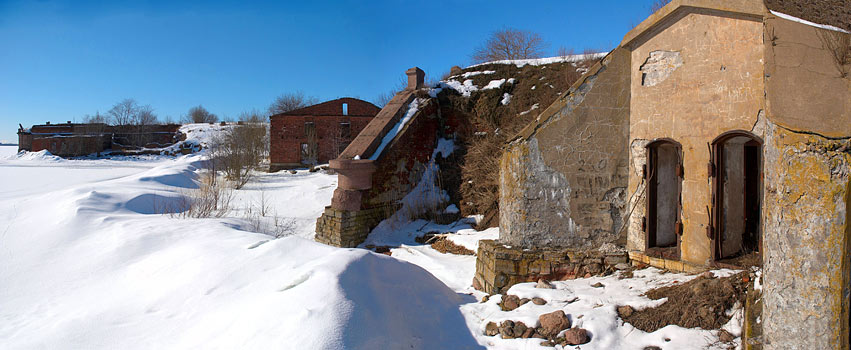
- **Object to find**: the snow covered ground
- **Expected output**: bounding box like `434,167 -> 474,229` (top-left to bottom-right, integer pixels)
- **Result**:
0,133 -> 742,349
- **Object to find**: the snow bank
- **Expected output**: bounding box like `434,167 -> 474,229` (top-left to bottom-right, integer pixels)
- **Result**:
771,10 -> 850,34
468,53 -> 608,68
12,149 -> 64,162
0,152 -> 481,349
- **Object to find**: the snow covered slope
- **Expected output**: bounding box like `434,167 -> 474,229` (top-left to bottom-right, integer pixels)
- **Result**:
0,152 -> 480,349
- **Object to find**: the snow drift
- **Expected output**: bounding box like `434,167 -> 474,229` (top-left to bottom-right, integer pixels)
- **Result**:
0,151 -> 481,349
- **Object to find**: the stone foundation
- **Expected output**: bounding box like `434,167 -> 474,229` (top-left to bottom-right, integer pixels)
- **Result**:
314,206 -> 392,248
473,240 -> 629,294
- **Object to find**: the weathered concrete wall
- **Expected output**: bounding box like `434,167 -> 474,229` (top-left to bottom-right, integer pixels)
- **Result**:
499,47 -> 631,249
627,11 -> 765,265
760,16 -> 851,350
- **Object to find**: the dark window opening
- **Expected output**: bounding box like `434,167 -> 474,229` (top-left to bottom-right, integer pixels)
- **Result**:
304,122 -> 315,137
711,132 -> 762,267
645,140 -> 683,260
339,122 -> 351,139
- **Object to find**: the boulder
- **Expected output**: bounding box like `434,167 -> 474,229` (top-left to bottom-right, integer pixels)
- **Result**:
532,297 -> 547,305
485,322 -> 499,336
535,279 -> 555,289
563,328 -> 589,345
538,310 -> 571,337
617,305 -> 634,318
502,295 -> 521,311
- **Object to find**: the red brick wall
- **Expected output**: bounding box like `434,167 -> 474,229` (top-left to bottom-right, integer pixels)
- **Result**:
270,98 -> 379,167
361,99 -> 443,209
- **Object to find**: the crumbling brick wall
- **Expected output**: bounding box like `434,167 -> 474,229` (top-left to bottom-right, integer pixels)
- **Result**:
270,98 -> 379,170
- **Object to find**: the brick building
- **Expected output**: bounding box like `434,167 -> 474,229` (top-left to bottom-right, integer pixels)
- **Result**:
17,122 -> 181,157
270,98 -> 380,171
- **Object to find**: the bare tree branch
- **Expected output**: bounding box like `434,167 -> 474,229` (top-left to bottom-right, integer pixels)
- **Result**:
471,27 -> 548,64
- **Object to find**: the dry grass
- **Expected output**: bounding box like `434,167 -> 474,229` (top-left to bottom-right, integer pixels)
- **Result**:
620,271 -> 748,332
817,28 -> 851,78
440,57 -> 597,227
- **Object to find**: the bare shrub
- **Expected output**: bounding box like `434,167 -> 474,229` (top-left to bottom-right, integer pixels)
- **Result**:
649,0 -> 671,14
156,169 -> 233,218
268,91 -> 318,115
184,105 -> 218,124
817,28 -> 851,77
209,123 -> 268,189
471,27 -> 548,64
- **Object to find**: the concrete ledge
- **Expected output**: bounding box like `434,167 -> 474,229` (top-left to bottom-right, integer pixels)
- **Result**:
628,251 -> 707,273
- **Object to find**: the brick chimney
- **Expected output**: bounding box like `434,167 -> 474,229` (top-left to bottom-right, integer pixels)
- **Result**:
406,67 -> 425,90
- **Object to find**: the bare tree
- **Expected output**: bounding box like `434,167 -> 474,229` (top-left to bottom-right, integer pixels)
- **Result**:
268,91 -> 318,115
471,27 -> 548,64
107,98 -> 140,125
184,105 -> 218,123
82,111 -> 107,124
134,105 -> 159,125
209,123 -> 268,189
649,0 -> 671,13
238,109 -> 267,123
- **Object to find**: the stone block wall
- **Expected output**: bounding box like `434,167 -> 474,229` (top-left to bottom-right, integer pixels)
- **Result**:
315,206 -> 392,248
473,239 -> 629,294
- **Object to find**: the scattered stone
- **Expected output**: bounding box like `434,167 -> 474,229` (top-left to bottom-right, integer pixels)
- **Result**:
563,328 -> 589,345
584,273 -> 592,278
481,295 -> 489,303
485,322 -> 499,336
539,310 -> 571,337
591,282 -> 605,288
308,166 -> 319,172
502,295 -> 521,311
719,329 -> 735,343
512,322 -> 528,338
521,327 -> 535,338
288,170 -> 297,174
700,271 -> 714,279
532,297 -> 547,305
615,263 -> 631,270
536,279 -> 555,289
643,347 -> 662,350
540,340 -> 555,347
499,320 -> 515,339
519,298 -> 531,306
617,305 -> 634,318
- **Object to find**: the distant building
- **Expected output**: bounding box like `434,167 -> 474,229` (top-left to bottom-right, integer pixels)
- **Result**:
17,122 -> 181,156
269,98 -> 380,171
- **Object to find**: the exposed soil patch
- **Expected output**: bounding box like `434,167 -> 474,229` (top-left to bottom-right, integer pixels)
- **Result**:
619,272 -> 748,332
438,58 -> 598,228
430,237 -> 475,255
764,0 -> 850,32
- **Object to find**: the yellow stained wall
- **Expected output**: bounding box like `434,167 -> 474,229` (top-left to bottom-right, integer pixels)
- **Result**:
627,11 -> 765,265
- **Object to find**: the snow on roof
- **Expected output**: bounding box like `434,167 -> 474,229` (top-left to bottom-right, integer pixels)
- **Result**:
771,10 -> 850,34
467,52 -> 608,69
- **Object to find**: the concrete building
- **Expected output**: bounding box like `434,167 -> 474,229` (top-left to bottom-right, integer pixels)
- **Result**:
269,98 -> 380,171
473,1 -> 851,349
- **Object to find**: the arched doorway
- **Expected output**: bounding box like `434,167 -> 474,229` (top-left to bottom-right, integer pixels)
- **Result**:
645,139 -> 683,260
710,131 -> 762,265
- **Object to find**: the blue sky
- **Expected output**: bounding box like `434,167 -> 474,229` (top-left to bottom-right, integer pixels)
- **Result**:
0,0 -> 652,143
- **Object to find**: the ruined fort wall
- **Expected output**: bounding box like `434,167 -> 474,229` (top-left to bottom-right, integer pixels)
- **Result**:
761,16 -> 851,350
499,47 -> 631,249
627,12 -> 765,264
